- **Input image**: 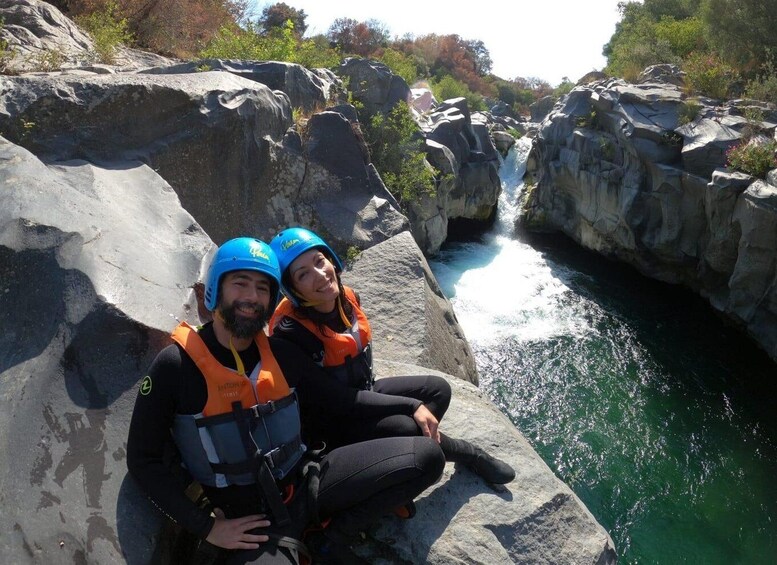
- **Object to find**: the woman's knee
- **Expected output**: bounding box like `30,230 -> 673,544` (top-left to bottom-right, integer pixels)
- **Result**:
374,415 -> 419,438
413,436 -> 446,483
425,375 -> 452,417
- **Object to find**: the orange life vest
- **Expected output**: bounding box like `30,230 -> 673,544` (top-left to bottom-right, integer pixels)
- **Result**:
171,321 -> 291,410
170,322 -> 305,487
270,287 -> 373,389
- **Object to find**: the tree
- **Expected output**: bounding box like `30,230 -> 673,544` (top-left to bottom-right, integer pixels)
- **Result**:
642,0 -> 702,20
63,0 -> 245,57
258,2 -> 307,36
326,17 -> 389,57
405,34 -> 494,96
464,39 -> 492,75
702,0 -> 777,72
603,1 -> 681,79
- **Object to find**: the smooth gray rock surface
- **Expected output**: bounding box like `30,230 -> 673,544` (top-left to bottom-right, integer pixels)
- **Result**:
143,59 -> 341,112
343,231 -> 478,384
0,136 -> 211,564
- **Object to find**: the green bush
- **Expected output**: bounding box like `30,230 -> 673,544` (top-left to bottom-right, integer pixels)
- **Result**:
201,20 -> 295,62
744,65 -> 777,105
683,52 -> 738,99
377,48 -> 418,85
27,48 -> 66,72
553,79 -> 575,98
678,99 -> 701,125
575,110 -> 598,129
654,16 -> 706,59
345,245 -> 361,266
726,140 -> 777,178
430,75 -> 486,111
76,1 -> 133,64
1,18 -> 15,73
361,101 -> 436,208
201,20 -> 340,69
294,35 -> 340,69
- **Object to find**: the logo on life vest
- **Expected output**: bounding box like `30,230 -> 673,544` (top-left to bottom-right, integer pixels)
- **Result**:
140,376 -> 152,395
218,381 -> 242,398
249,245 -> 270,260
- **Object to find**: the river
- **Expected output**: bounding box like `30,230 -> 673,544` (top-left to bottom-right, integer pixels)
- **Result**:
428,139 -> 777,564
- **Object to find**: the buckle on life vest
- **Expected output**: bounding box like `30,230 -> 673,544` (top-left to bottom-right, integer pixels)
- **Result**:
264,446 -> 279,471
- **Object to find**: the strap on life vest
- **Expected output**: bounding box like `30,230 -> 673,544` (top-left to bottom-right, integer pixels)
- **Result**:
231,400 -> 292,527
170,322 -> 301,525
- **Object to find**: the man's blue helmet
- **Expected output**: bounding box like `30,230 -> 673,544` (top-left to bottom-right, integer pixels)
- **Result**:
269,227 -> 343,306
204,237 -> 281,312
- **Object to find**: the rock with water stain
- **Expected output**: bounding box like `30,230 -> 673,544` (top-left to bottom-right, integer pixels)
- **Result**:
0,136 -> 212,563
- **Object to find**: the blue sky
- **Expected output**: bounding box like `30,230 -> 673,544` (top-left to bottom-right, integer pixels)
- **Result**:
250,0 -> 626,86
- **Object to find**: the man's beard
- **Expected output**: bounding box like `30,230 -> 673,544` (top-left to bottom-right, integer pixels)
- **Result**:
219,300 -> 267,339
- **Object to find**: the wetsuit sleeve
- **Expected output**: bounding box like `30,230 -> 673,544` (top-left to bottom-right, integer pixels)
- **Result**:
270,337 -> 422,417
271,315 -> 325,364
126,345 -> 215,539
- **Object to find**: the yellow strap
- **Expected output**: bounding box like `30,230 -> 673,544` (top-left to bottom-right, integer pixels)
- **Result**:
228,336 -> 246,377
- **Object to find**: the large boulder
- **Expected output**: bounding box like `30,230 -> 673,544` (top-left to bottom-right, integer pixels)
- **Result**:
524,74 -> 777,362
530,95 -> 556,122
637,63 -> 686,87
0,71 -> 407,251
0,136 -> 211,564
342,231 -> 478,384
408,98 -> 502,253
143,60 -> 344,112
0,0 -> 93,71
0,0 -> 174,73
337,57 -> 411,117
0,71 -> 290,245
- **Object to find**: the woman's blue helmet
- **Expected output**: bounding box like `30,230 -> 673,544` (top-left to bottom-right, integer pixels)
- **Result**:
204,237 -> 281,312
269,227 -> 343,306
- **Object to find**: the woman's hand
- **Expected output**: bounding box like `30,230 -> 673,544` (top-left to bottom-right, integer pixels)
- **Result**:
205,508 -> 271,550
413,404 -> 440,443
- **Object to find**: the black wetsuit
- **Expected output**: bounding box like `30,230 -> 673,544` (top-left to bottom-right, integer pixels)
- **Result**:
127,323 -> 444,564
271,306 -> 454,451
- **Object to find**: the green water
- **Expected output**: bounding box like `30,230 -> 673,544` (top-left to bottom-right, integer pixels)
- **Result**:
432,226 -> 777,563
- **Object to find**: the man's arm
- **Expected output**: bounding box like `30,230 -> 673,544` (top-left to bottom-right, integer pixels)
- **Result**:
126,345 -> 215,538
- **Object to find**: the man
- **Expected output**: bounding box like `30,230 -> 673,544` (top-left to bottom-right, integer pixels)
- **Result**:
127,237 -> 445,564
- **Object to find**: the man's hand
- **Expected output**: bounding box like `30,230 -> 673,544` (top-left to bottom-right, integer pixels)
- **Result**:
205,508 -> 271,550
413,404 -> 440,443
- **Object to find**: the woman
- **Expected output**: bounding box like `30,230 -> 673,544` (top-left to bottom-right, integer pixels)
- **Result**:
268,227 -> 514,486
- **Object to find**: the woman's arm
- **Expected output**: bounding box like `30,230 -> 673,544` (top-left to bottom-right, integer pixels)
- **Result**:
270,338 -> 422,418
